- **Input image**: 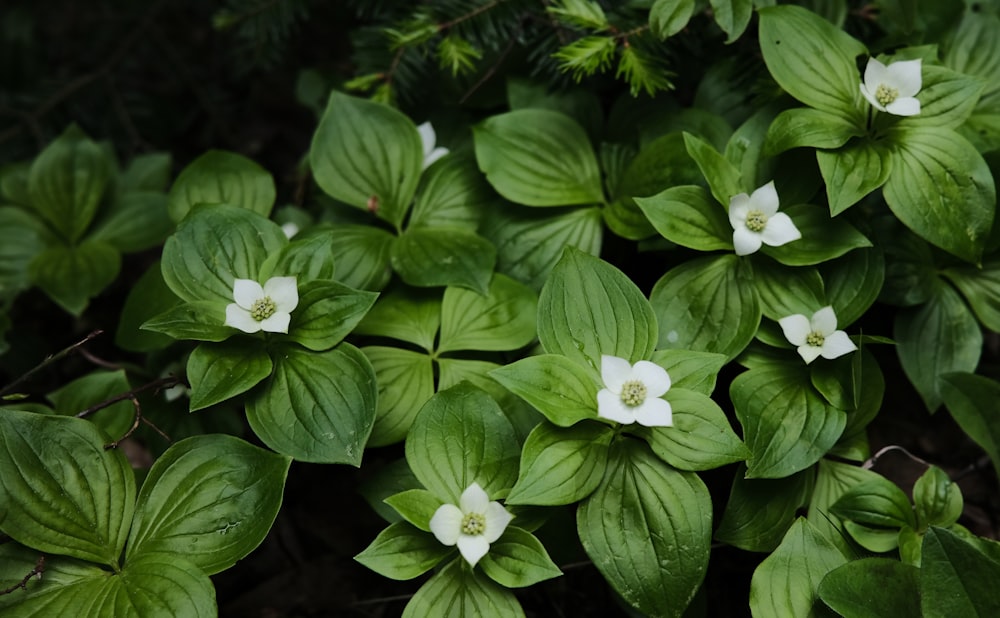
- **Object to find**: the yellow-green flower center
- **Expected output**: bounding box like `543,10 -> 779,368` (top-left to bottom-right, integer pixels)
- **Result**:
806,331 -> 825,347
745,209 -> 768,233
620,380 -> 647,407
461,512 -> 486,536
250,297 -> 277,321
875,84 -> 899,106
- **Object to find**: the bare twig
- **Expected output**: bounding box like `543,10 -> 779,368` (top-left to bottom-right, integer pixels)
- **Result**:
0,330 -> 104,398
77,347 -> 122,371
76,375 -> 181,419
862,444 -> 932,470
459,27 -> 521,104
0,555 -> 45,596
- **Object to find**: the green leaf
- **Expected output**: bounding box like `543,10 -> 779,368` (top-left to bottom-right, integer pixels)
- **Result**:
899,65 -> 985,130
167,149 -> 275,222
161,204 -> 287,304
895,283 -> 981,411
831,477 -> 917,530
816,139 -> 892,216
751,262 -> 826,321
259,232 -> 337,283
121,152 -> 171,192
940,372 -> 1000,482
877,224 -> 938,307
710,0 -> 753,43
402,559 -> 525,617
648,349 -> 727,396
921,527 -> 1000,617
364,346 -> 435,447
410,156 -> 489,230
731,365 -> 846,478
439,274 -> 536,354
310,91 -> 422,228
634,388 -> 749,471
818,558 -> 921,618
757,5 -> 867,123
391,226 -> 495,294
30,240 -> 120,316
538,246 -> 657,369
634,185 -> 733,251
578,440 -> 712,618
116,260 -> 181,352
761,203 -> 871,266
473,109 -> 603,206
405,382 -> 520,503
246,343 -> 376,464
287,280 -> 377,351
125,434 -> 291,574
649,0 -> 695,39
808,460 -> 886,553
88,192 -> 173,253
0,544 -> 107,614
480,526 -> 562,588
27,125 -> 112,242
750,517 -> 848,618
487,205 -> 603,291
48,369 -> 136,442
383,489 -> 443,531
715,467 -> 814,552
942,256 -> 1000,331
650,254 -> 760,360
683,132 -> 743,208
0,410 -> 135,568
822,247 -> 885,327
141,300 -> 232,343
912,465 -> 963,529
187,339 -> 272,411
764,108 -> 864,155
506,420 -> 613,505
355,521 -> 452,580
329,223 -> 395,291
883,126 -> 995,264
0,207 -> 51,297
489,354 -> 599,427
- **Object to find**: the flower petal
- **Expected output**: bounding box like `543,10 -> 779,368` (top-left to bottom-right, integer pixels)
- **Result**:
887,59 -> 922,97
259,311 -> 290,334
863,58 -> 889,90
729,193 -> 751,229
597,389 -> 636,424
759,212 -> 801,247
424,147 -> 449,169
459,482 -> 489,514
820,330 -> 858,360
225,304 -> 261,333
632,360 -> 670,398
456,535 -> 490,567
429,504 -> 463,546
733,226 -> 763,256
232,279 -> 264,309
778,314 -> 811,346
483,502 -> 513,544
417,121 -> 437,157
750,181 -> 780,216
810,306 -> 838,336
797,344 -> 823,364
601,355 -> 633,393
886,97 -> 921,116
860,83 -> 886,112
264,276 -> 299,312
634,398 -> 673,427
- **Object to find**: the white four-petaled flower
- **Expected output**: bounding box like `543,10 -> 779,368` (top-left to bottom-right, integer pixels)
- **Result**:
417,121 -> 449,170
728,181 -> 801,256
778,306 -> 857,364
859,58 -> 922,116
224,276 -> 298,334
429,482 -> 513,567
596,355 -> 673,427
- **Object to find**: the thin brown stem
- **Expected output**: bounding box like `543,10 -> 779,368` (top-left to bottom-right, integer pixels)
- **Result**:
0,555 -> 45,596
0,330 -> 104,398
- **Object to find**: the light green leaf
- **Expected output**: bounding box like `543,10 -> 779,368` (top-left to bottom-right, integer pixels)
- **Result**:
287,280 -> 377,352
808,460 -> 886,553
816,139 -> 892,216
538,246 -> 657,369
402,559 -> 525,617
731,365 -> 846,478
30,240 -> 120,316
764,108 -> 864,155
912,465 -> 963,529
715,466 -> 814,552
246,343 -> 376,464
439,274 -> 537,354
940,372 -> 1000,482
489,354 -> 599,428
683,132 -> 743,207
126,434 -> 291,574
0,410 -> 135,568
506,420 -> 612,505
141,300 -> 232,343
650,254 -> 760,360
0,544 -> 109,614
355,521 -> 452,580
473,109 -> 603,206
711,0 -> 753,43
258,233 -> 337,283
391,226 -> 495,294
310,91 -> 422,228
354,287 -> 440,352
329,223 -> 395,291
86,191 -> 173,253
649,0 -> 695,39
167,149 -> 275,222
822,247 -> 884,327
405,382 -> 520,503
27,125 -> 111,242
921,527 -> 1000,618
480,526 -> 562,588
634,185 -> 733,251
187,339 -> 272,411
762,203 -> 871,266
410,156 -> 488,230
898,65 -> 985,130
818,558 -> 920,618
578,440 -> 712,618
383,489 -> 443,532
883,126 -> 995,264
648,349 -> 727,396
751,262 -> 826,321
831,477 -> 917,530
942,256 -> 1000,332
364,346 -> 435,447
750,517 -> 848,618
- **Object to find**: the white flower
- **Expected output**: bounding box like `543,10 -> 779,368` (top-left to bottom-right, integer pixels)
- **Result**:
729,181 -> 801,256
596,355 -> 673,427
859,58 -> 922,116
417,121 -> 449,169
224,276 -> 298,334
281,222 -> 300,239
429,482 -> 513,567
778,306 -> 857,364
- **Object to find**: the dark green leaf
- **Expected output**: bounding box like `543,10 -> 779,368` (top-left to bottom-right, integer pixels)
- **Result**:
167,149 -> 276,222
30,240 -> 120,316
187,339 -> 272,411
391,227 -> 495,294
